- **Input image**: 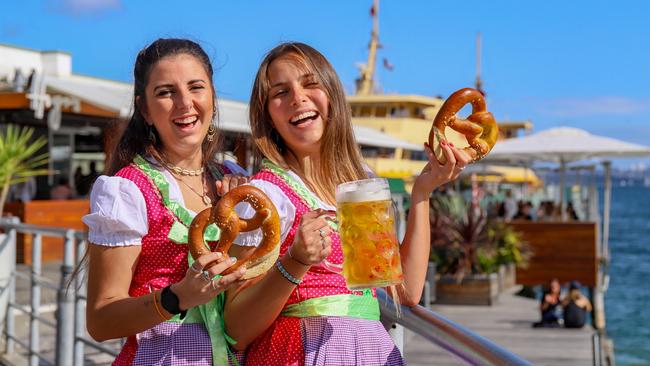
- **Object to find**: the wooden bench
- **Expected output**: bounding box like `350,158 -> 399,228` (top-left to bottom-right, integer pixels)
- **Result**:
3,200 -> 89,264
509,221 -> 598,287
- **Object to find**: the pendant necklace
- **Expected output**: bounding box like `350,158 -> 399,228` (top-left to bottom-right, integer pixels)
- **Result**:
173,172 -> 212,206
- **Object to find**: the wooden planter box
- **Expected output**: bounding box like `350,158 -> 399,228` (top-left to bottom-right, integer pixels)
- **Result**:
3,200 -> 89,264
435,272 -> 499,306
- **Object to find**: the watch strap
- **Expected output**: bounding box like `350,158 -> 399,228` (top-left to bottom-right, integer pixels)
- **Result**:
160,285 -> 187,319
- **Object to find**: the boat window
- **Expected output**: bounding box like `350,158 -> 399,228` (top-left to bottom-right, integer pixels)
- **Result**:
408,150 -> 429,161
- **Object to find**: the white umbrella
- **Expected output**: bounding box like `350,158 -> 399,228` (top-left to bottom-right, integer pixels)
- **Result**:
485,126 -> 650,164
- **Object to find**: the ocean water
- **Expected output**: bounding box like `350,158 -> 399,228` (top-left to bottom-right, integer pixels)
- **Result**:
605,186 -> 650,365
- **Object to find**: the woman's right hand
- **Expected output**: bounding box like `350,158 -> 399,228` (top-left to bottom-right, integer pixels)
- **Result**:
288,209 -> 334,266
171,252 -> 246,311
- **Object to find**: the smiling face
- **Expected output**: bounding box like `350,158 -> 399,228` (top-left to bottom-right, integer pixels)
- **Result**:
141,53 -> 214,158
266,56 -> 329,157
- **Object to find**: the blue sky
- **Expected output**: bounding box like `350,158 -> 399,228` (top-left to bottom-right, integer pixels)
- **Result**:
2,0 -> 649,169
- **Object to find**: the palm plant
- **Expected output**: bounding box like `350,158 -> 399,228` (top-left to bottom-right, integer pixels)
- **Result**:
430,193 -> 490,282
0,125 -> 49,217
429,193 -> 530,283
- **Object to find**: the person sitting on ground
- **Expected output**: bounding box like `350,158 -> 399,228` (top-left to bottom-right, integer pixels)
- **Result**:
562,280 -> 592,328
533,278 -> 562,328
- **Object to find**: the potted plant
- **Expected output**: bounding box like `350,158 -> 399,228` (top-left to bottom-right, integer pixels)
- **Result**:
489,222 -> 531,290
0,124 -> 49,334
429,193 -> 529,305
0,124 -> 49,217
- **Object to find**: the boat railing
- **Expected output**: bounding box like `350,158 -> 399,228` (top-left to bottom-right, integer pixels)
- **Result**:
1,218 -> 533,365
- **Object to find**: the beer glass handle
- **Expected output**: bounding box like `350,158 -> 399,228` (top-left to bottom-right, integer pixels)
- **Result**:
321,259 -> 343,274
319,209 -> 342,273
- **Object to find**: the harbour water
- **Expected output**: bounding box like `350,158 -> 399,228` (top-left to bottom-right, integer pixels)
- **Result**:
605,186 -> 650,365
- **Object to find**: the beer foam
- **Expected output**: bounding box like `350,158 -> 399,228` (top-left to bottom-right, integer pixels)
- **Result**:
336,179 -> 391,203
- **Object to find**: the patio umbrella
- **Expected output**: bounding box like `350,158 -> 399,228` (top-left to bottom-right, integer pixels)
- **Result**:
484,126 -> 650,164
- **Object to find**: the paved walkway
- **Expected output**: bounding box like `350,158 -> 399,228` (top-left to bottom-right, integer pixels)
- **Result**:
403,286 -> 595,366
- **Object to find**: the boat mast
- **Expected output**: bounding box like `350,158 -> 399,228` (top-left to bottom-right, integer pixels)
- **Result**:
356,0 -> 379,95
475,32 -> 484,95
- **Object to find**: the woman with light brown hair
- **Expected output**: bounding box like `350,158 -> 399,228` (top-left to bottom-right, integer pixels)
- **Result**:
222,42 -> 471,365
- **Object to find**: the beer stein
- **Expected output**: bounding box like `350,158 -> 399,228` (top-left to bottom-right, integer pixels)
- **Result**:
329,178 -> 404,290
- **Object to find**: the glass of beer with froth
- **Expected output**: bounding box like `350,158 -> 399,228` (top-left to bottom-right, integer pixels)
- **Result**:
334,178 -> 404,290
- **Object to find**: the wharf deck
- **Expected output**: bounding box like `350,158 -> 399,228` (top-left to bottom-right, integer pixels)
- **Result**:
403,286 -> 595,365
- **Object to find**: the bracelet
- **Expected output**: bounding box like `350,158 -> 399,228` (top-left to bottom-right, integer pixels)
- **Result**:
275,260 -> 302,285
152,290 -> 170,322
287,246 -> 310,267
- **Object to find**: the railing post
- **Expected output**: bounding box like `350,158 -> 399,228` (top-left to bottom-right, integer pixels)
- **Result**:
74,238 -> 87,366
1,217 -> 19,355
30,234 -> 42,366
56,230 -> 75,366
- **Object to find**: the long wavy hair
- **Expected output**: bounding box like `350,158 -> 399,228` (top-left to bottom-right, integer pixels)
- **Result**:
249,42 -> 367,203
106,38 -> 221,175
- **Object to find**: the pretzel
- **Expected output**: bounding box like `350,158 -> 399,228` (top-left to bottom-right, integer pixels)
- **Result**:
428,88 -> 498,164
188,185 -> 281,280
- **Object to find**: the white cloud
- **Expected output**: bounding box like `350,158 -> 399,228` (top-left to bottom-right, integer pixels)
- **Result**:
535,96 -> 650,118
48,0 -> 121,16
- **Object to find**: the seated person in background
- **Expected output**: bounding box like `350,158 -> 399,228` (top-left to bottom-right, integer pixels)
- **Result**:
50,177 -> 73,200
513,201 -> 534,221
566,202 -> 580,221
503,190 -> 517,222
533,278 -> 562,328
537,201 -> 557,221
562,280 -> 592,328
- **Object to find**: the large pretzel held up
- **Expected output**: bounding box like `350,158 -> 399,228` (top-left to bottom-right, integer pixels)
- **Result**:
188,185 -> 281,280
428,88 -> 498,164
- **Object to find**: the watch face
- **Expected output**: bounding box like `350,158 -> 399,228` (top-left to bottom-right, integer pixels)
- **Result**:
160,286 -> 181,314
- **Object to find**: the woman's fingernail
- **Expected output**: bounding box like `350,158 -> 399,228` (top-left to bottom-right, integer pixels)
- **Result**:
441,140 -> 446,146
449,142 -> 454,147
231,257 -> 237,264
215,252 -> 222,258
239,267 -> 247,274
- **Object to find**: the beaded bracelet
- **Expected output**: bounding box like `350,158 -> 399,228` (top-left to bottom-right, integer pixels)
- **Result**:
275,260 -> 302,285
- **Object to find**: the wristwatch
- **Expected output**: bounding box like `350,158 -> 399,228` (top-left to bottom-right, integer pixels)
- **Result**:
160,285 -> 187,319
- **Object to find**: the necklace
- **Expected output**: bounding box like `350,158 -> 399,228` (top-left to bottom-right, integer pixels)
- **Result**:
163,162 -> 204,176
173,173 -> 212,206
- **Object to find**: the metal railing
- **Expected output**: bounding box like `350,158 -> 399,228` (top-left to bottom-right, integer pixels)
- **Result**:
1,219 -> 532,366
0,218 -> 119,366
377,289 -> 533,366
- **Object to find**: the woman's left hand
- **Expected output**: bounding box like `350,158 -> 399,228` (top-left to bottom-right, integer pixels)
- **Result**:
215,174 -> 250,196
412,141 -> 472,199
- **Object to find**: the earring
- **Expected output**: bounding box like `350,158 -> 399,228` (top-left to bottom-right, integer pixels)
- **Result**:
206,123 -> 216,142
206,108 -> 217,142
206,125 -> 216,142
148,124 -> 157,144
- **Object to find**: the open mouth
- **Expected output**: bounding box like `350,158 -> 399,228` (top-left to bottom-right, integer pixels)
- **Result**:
289,111 -> 319,126
173,115 -> 199,129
